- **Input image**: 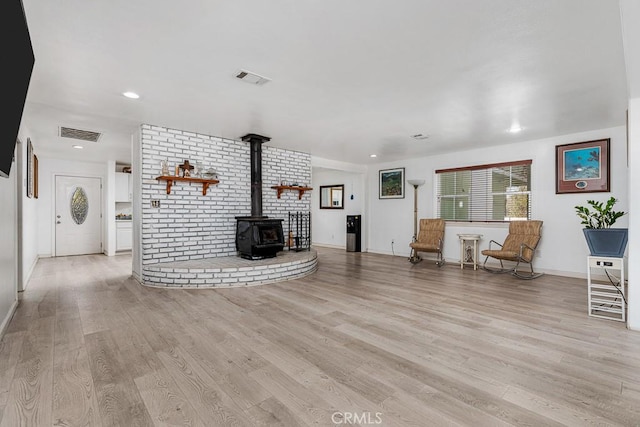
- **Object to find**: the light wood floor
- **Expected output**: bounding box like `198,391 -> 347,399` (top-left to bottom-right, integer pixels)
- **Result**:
1,248 -> 640,426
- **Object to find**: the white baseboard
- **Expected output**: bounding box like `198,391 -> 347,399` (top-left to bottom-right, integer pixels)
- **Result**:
368,249 -> 408,257
0,299 -> 19,340
132,271 -> 142,284
312,243 -> 346,250
366,251 -> 587,280
21,255 -> 40,292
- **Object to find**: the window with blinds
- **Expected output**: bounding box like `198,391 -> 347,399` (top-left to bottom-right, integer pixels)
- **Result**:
436,160 -> 532,222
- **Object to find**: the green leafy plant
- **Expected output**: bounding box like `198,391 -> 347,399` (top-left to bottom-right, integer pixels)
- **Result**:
574,196 -> 626,229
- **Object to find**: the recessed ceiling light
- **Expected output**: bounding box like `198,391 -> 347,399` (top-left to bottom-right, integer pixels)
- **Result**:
508,125 -> 523,133
72,145 -> 84,149
122,91 -> 140,99
370,154 -> 377,158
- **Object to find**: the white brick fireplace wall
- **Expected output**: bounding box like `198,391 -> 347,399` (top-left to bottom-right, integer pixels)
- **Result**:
140,124 -> 312,265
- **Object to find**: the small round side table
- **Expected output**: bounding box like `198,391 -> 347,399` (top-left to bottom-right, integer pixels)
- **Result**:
457,234 -> 483,270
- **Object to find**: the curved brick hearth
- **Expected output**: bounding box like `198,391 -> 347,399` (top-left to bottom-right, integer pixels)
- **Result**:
140,249 -> 318,288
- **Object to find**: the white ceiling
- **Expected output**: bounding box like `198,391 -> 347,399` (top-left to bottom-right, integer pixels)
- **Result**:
20,0 -> 628,165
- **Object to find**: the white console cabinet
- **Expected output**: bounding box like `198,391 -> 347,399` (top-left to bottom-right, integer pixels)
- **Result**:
587,256 -> 626,322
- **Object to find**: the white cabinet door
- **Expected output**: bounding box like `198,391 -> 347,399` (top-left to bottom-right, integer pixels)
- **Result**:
115,172 -> 131,202
116,221 -> 132,250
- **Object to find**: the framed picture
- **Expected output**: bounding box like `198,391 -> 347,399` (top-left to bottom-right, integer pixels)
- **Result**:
379,167 -> 405,199
555,138 -> 610,194
33,154 -> 39,199
26,138 -> 33,198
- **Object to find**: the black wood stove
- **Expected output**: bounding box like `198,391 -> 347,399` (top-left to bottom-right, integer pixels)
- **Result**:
235,133 -> 284,260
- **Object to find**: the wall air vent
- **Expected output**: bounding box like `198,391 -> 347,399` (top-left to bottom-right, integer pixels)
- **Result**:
59,126 -> 102,142
235,69 -> 271,85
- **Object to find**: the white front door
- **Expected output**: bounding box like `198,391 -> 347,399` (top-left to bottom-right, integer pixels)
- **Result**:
55,176 -> 102,256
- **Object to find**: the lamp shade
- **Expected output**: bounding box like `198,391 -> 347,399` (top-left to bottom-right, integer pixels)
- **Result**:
407,179 -> 425,187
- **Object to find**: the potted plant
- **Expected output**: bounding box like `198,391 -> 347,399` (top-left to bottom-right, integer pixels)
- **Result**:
574,196 -> 628,257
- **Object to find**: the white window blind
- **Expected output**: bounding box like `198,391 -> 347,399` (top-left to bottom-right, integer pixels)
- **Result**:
436,160 -> 532,222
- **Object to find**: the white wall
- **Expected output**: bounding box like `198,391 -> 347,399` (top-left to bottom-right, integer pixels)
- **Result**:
312,168 -> 366,248
365,126 -> 628,277
37,158 -> 107,257
105,160 -> 116,256
627,99 -> 640,330
620,0 -> 640,332
132,129 -> 142,281
0,146 -> 18,336
16,129 -> 39,291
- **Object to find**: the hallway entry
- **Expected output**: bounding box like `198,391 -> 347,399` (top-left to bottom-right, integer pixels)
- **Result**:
55,175 -> 102,256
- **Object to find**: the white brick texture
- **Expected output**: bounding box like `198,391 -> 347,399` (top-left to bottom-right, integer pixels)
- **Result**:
140,124 -> 312,265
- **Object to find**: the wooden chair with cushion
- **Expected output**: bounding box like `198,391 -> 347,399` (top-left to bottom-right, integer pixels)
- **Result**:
409,218 -> 445,266
481,220 -> 543,279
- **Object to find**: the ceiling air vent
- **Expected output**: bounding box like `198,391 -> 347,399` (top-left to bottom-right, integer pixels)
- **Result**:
235,69 -> 271,85
59,126 -> 102,142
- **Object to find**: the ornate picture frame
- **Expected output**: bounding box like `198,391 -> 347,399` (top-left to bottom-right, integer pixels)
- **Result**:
33,154 -> 39,198
379,167 -> 405,199
27,138 -> 34,198
555,138 -> 610,194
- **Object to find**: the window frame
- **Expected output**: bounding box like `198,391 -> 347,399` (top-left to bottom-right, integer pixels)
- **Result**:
435,159 -> 532,223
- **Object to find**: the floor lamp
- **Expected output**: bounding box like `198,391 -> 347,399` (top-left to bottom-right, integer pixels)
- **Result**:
407,179 -> 425,263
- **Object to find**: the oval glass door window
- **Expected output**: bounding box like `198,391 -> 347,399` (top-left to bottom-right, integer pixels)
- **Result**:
70,187 -> 89,225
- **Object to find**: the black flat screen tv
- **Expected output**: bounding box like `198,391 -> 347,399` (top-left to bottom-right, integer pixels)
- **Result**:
1,0 -> 35,178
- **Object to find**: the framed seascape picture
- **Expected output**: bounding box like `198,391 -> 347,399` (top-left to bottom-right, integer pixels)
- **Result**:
379,167 -> 405,199
555,138 -> 610,194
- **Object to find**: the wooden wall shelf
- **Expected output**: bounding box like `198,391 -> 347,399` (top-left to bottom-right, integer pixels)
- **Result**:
271,185 -> 313,200
156,176 -> 219,195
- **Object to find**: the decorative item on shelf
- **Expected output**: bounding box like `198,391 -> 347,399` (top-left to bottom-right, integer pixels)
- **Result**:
291,182 -> 299,187
575,196 -> 628,257
179,160 -> 194,177
160,159 -> 169,176
194,161 -> 202,178
202,167 -> 218,179
175,165 -> 179,176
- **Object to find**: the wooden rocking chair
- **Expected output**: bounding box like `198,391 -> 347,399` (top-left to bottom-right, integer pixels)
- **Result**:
409,218 -> 445,266
481,220 -> 543,279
